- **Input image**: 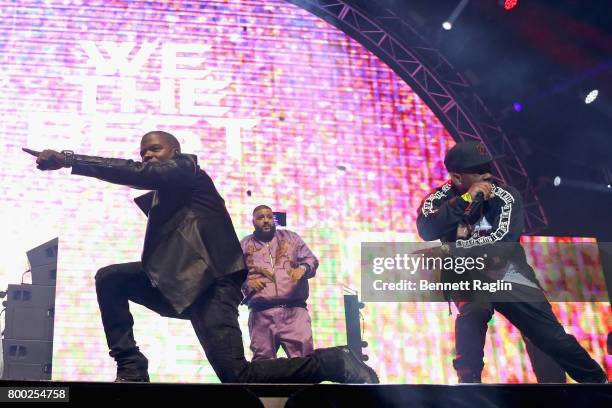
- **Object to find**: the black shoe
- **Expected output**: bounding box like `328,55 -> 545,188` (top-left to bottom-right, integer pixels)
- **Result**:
315,346 -> 379,384
457,371 -> 482,384
115,351 -> 149,383
114,372 -> 150,383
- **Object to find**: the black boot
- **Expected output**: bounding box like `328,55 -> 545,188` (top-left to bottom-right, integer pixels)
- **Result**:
456,367 -> 481,384
114,349 -> 150,382
313,346 -> 379,384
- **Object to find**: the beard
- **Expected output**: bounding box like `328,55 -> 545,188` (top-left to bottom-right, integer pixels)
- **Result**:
254,224 -> 276,242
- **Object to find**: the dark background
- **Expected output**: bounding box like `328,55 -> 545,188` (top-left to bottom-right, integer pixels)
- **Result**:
348,0 -> 612,240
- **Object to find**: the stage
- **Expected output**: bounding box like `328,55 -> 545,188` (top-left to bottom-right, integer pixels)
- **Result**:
1,1 -> 611,406
0,381 -> 610,407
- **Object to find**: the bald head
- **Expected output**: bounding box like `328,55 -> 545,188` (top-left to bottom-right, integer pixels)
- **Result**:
253,205 -> 272,215
140,131 -> 181,163
142,131 -> 181,153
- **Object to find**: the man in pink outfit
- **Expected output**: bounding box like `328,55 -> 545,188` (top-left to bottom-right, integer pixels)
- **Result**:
241,205 -> 318,360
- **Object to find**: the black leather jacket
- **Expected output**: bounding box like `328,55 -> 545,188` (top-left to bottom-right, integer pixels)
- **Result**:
71,153 -> 246,314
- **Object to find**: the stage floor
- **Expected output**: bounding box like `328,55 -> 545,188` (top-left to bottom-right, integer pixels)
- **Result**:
0,380 -> 611,407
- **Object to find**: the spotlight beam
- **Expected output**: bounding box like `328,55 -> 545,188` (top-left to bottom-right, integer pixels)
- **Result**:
443,0 -> 471,30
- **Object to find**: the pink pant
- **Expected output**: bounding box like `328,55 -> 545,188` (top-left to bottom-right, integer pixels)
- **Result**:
248,306 -> 314,360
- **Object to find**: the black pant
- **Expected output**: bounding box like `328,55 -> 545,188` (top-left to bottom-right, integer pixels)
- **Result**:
95,262 -> 323,382
523,334 -> 566,383
452,284 -> 607,383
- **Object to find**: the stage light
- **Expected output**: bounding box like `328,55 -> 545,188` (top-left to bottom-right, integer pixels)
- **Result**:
552,176 -> 612,192
442,0 -> 470,31
504,0 -> 518,11
584,89 -> 599,104
513,102 -> 522,112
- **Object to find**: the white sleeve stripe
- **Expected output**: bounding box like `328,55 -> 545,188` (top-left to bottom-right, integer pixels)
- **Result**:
455,185 -> 514,249
421,183 -> 452,217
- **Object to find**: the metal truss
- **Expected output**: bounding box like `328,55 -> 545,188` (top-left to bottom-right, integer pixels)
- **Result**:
286,0 -> 548,233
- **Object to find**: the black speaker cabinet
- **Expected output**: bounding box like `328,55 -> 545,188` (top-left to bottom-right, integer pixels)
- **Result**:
2,339 -> 53,380
26,238 -> 58,286
3,284 -> 55,341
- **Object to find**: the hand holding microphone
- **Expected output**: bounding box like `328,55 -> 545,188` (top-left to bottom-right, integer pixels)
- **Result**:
463,181 -> 493,218
466,181 -> 493,202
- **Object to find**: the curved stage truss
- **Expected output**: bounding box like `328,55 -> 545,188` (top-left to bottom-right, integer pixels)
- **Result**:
287,0 -> 548,233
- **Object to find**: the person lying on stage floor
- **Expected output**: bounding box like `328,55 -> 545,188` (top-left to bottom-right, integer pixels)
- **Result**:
23,130 -> 379,384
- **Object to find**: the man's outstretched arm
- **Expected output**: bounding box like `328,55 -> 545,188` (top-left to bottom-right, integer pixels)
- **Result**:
23,148 -> 197,190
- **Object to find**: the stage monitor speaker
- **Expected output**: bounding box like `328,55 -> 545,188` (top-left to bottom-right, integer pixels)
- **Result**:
26,238 -> 58,286
3,284 -> 55,341
5,284 -> 55,309
1,340 -> 52,380
344,294 -> 368,361
3,307 -> 54,341
30,264 -> 57,287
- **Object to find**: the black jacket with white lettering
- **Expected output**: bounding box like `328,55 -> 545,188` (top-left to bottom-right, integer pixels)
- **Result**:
416,181 -> 540,285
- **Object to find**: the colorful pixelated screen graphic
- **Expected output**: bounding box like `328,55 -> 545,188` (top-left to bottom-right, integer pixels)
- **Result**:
0,0 -> 609,383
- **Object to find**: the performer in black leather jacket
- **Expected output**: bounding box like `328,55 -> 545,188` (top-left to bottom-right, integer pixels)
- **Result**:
416,141 -> 607,383
24,130 -> 378,384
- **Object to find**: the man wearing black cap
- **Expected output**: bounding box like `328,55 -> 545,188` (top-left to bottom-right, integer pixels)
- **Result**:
417,140 -> 608,383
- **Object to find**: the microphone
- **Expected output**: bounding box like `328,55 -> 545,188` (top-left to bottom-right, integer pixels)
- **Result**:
473,181 -> 496,204
464,191 -> 485,217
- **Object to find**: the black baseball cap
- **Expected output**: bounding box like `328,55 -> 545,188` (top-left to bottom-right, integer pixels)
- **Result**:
444,141 -> 493,173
